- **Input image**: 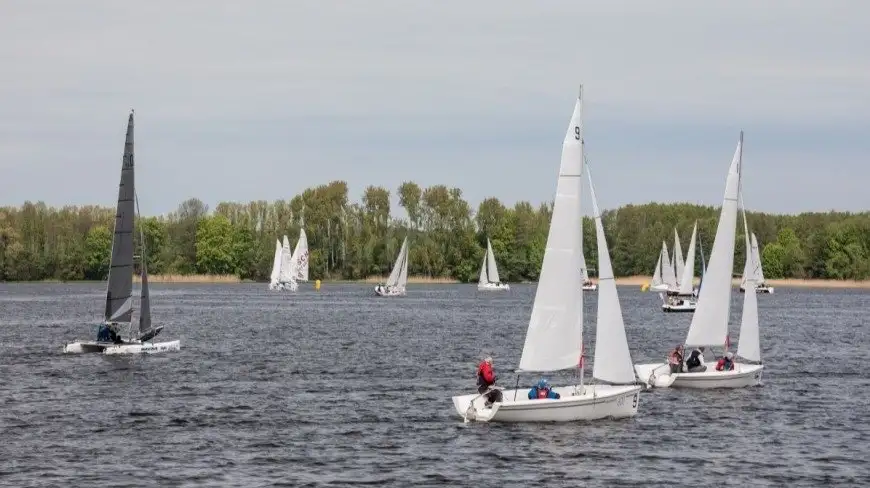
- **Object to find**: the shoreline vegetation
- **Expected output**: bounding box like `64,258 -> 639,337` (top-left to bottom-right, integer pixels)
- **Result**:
1,183 -> 868,284
16,274 -> 870,289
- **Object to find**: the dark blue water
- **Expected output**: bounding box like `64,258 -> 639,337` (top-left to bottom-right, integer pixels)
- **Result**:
1,283 -> 868,487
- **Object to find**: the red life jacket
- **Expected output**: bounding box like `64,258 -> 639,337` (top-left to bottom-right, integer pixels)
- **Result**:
537,388 -> 549,399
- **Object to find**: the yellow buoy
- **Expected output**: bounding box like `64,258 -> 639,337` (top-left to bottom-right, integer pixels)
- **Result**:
641,283 -> 650,292
314,279 -> 321,291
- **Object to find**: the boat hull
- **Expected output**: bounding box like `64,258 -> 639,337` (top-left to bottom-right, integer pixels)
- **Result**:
271,281 -> 298,291
662,301 -> 696,312
582,284 -> 598,291
478,282 -> 510,291
634,362 -> 763,389
64,340 -> 181,355
739,285 -> 774,294
374,286 -> 405,297
649,284 -> 670,292
452,384 -> 641,423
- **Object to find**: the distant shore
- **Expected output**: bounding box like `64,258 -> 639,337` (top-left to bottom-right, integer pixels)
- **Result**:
8,274 -> 870,289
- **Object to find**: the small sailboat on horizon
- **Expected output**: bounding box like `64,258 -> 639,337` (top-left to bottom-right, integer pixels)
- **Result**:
269,229 -> 308,292
375,236 -> 409,297
64,111 -> 180,355
478,238 -> 509,291
662,222 -> 700,313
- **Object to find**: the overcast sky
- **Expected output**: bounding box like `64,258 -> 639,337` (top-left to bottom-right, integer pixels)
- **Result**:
1,1 -> 867,216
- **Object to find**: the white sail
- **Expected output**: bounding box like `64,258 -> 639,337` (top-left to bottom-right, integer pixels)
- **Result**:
737,280 -> 761,362
478,252 -> 488,284
386,237 -> 409,288
518,93 -> 584,372
685,132 -> 743,347
751,233 -> 765,283
587,164 -> 635,384
678,223 -> 698,295
660,242 -> 677,289
580,249 -> 590,282
674,229 -> 685,284
651,252 -> 663,287
279,235 -> 293,283
292,229 -> 309,282
269,239 -> 282,285
485,239 -> 501,283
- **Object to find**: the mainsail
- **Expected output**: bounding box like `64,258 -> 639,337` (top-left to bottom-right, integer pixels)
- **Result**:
386,237 -> 409,288
269,239 -> 282,286
292,229 -> 309,282
279,235 -> 293,283
104,112 -> 135,324
673,229 -> 685,284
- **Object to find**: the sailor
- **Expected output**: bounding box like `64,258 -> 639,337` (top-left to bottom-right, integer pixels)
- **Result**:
528,378 -> 560,400
716,351 -> 735,371
685,346 -> 707,373
476,356 -> 503,408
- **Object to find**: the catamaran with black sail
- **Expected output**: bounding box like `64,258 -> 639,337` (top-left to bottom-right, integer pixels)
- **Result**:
63,111 -> 180,355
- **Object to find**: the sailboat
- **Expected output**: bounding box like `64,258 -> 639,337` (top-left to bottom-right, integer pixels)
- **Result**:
580,248 -> 597,291
478,238 -> 509,291
740,232 -> 774,294
662,223 -> 699,313
268,239 -> 282,290
649,242 -> 677,293
452,87 -> 640,422
375,237 -> 409,297
634,132 -> 764,388
673,228 -> 685,287
64,111 -> 180,355
291,228 -> 310,283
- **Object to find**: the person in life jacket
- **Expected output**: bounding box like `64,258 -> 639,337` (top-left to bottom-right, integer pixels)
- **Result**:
685,346 -> 707,373
716,351 -> 735,371
476,356 -> 503,408
528,378 -> 560,400
97,323 -> 123,343
668,345 -> 684,374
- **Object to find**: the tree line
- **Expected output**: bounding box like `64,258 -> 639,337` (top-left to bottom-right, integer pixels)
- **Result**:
1,181 -> 868,282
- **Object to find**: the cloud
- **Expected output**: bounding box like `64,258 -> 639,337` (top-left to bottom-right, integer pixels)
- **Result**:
0,0 -> 868,215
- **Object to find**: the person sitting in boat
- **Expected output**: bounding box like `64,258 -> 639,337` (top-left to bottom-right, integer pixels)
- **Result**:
375,283 -> 385,293
528,378 -> 560,400
477,356 -> 503,408
668,345 -> 684,374
685,346 -> 707,373
716,351 -> 735,371
97,323 -> 123,344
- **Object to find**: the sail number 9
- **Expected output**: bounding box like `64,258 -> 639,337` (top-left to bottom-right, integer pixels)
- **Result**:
574,126 -> 581,140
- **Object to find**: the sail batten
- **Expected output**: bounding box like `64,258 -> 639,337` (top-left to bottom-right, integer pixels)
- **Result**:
104,112 -> 136,324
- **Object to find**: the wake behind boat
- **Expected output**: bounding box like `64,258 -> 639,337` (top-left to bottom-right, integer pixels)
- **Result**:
63,111 -> 180,355
635,132 -> 763,388
453,87 -> 641,423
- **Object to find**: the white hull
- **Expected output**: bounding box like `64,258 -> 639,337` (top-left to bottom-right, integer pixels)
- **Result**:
270,281 -> 298,292
582,283 -> 597,291
63,339 -> 181,355
452,384 -> 641,423
649,284 -> 670,292
662,300 -> 696,313
478,282 -> 510,291
634,362 -> 763,389
374,286 -> 405,297
740,284 -> 774,294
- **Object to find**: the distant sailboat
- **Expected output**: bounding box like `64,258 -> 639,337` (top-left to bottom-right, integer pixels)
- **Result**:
580,247 -> 597,291
478,238 -> 509,291
64,111 -> 180,355
271,229 -> 307,292
268,239 -> 282,290
375,237 -> 409,297
662,223 -> 699,313
740,229 -> 774,294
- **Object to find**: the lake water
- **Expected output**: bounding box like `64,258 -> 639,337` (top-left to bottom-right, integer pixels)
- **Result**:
1,283 -> 868,487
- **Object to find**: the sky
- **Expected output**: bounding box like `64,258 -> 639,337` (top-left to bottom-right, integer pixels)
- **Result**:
1,0 -> 868,217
